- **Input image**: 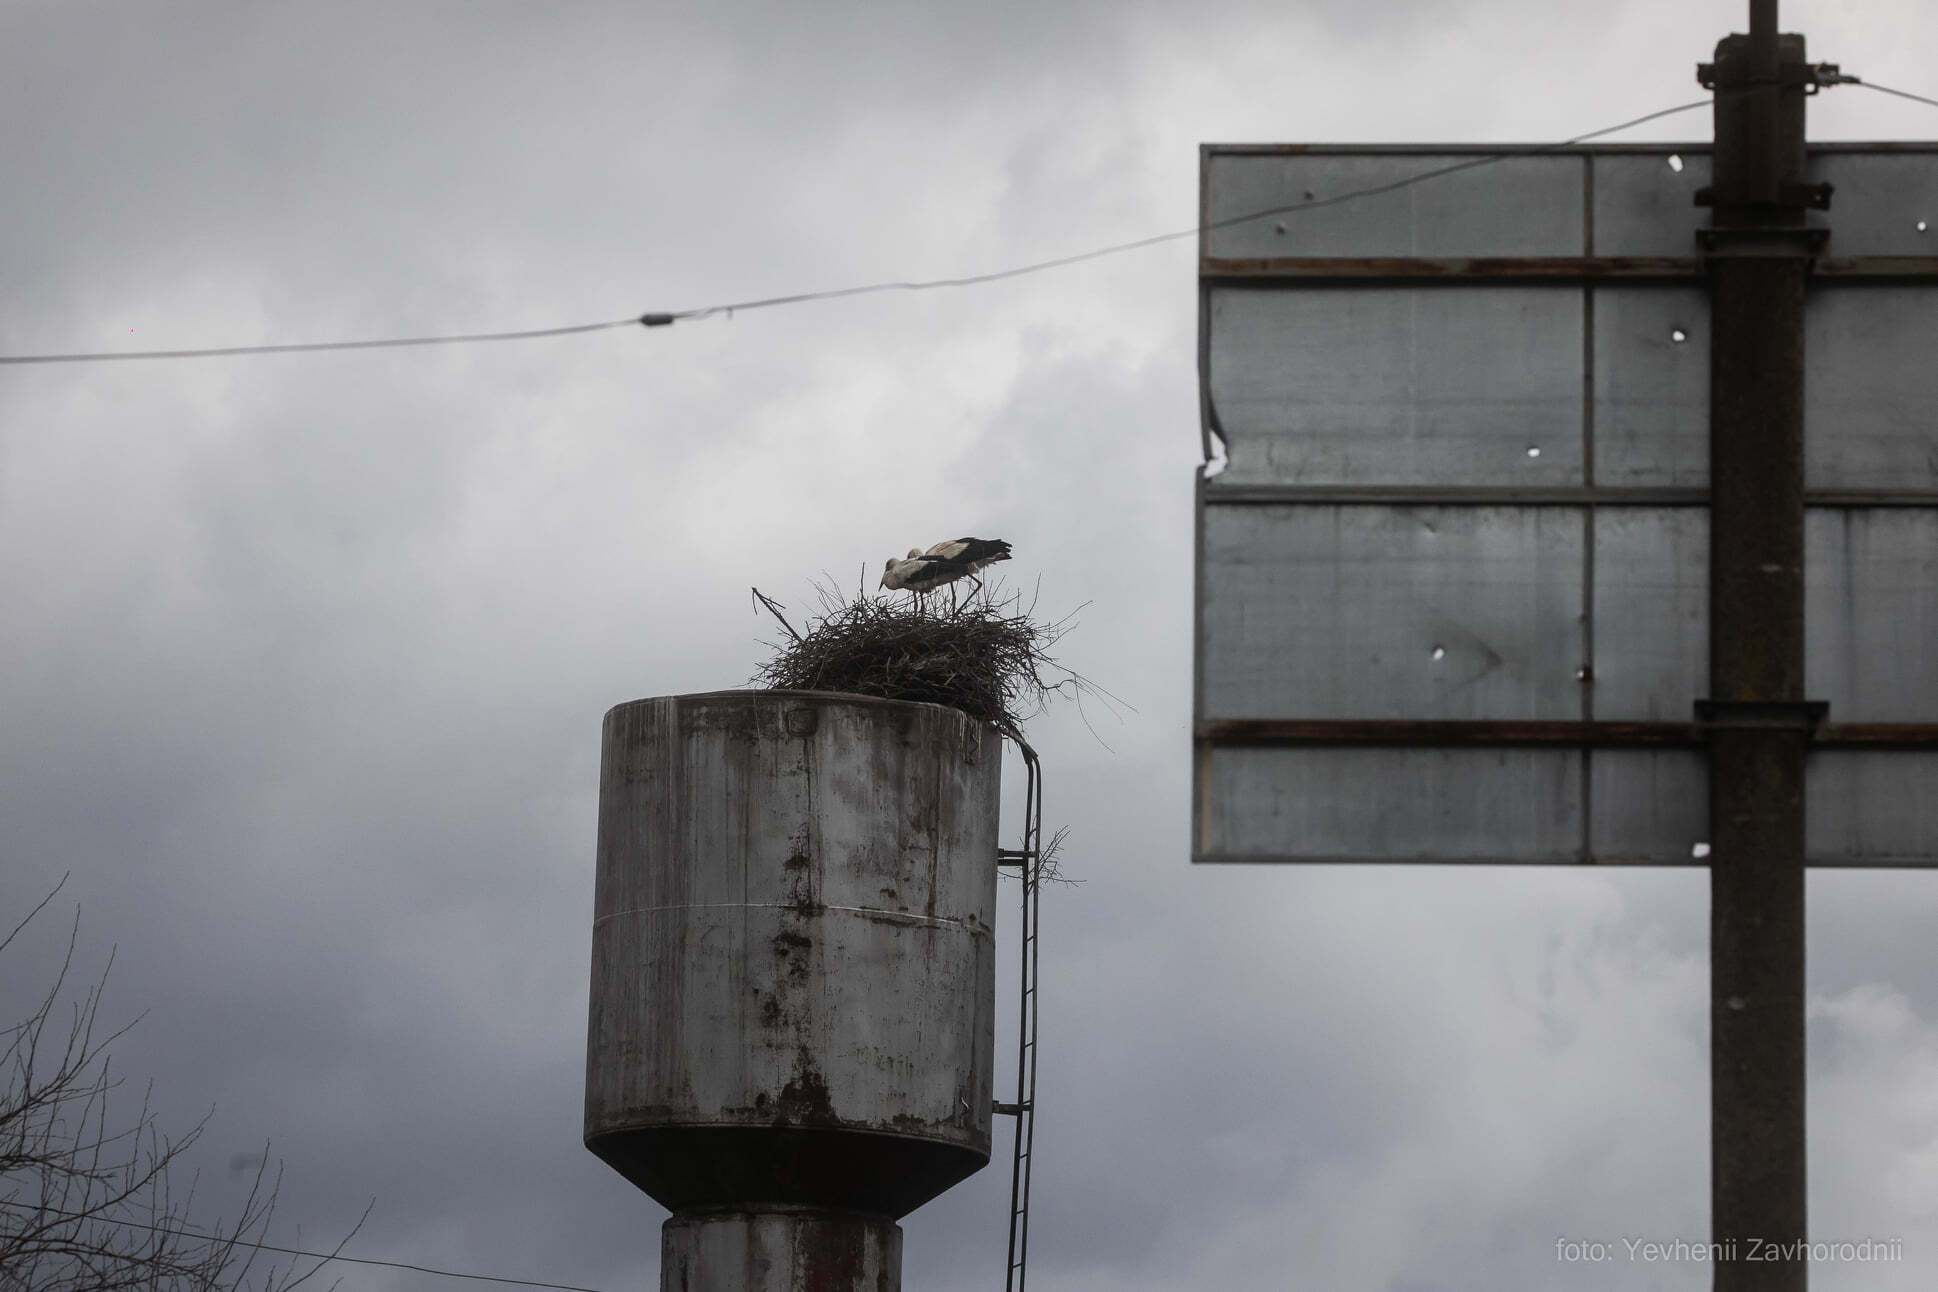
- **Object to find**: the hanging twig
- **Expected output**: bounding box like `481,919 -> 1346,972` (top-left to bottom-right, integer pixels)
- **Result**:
750,587 -> 804,644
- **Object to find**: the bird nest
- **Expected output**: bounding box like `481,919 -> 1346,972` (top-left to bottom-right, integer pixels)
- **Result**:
749,580 -> 1092,741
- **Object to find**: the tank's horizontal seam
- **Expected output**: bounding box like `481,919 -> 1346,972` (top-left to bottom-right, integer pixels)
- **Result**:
594,902 -> 989,935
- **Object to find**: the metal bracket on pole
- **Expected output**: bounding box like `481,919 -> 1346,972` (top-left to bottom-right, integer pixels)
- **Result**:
1694,187 -> 1834,214
1695,227 -> 1831,259
1697,60 -> 1844,91
1695,700 -> 1831,731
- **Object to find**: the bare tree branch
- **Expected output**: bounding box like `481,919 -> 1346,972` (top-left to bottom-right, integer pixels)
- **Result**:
1,889 -> 353,1291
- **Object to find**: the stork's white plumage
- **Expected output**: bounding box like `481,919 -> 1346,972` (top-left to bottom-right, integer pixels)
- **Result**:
880,557 -> 963,592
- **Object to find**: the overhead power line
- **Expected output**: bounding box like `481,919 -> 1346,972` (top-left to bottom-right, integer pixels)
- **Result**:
3,78 -> 1932,368
0,316 -> 657,365
0,1198 -> 615,1292
1851,77 -> 1938,111
0,97 -> 1714,367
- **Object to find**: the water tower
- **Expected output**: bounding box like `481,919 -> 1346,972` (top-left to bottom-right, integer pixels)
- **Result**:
586,689 -> 1000,1291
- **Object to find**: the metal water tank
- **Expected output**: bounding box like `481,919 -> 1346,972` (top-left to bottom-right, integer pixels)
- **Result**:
586,690 -> 1000,1291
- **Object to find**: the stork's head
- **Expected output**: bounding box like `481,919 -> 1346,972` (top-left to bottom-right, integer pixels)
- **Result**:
881,549 -> 928,591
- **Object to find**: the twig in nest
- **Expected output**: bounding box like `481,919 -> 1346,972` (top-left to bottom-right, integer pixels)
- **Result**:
750,586 -> 803,644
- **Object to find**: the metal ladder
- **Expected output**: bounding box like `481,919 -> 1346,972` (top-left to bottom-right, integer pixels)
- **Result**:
995,736 -> 1042,1292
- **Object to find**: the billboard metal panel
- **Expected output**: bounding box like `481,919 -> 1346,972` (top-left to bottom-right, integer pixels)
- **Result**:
1588,286 -> 1938,490
1581,508 -> 1938,725
1588,148 -> 1938,256
1590,751 -> 1707,864
1207,286 -> 1584,486
1583,286 -> 1938,491
1808,152 -> 1938,254
1197,142 -> 1938,866
1592,287 -> 1710,486
1201,504 -> 1584,721
1201,746 -> 1581,863
1212,281 -> 1938,494
1203,151 -> 1582,260
1203,751 -> 1938,866
1592,508 -> 1708,722
1592,151 -> 1713,256
1806,288 -> 1938,489
1808,753 -> 1938,865
1806,509 -> 1938,722
1588,285 -> 1938,491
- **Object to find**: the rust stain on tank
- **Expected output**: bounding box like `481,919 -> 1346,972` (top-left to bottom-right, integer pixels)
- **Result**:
793,1211 -> 876,1289
922,748 -> 942,934
685,696 -> 763,742
782,832 -> 818,910
776,1050 -> 838,1125
770,926 -> 813,986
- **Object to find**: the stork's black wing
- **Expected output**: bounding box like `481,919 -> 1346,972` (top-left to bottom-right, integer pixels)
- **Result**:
949,537 -> 1011,566
903,557 -> 977,591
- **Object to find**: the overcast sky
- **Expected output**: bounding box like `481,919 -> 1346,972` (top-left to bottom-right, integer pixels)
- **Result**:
5,2 -> 1938,1289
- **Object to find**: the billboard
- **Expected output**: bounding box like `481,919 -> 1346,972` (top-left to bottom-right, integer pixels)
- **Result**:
1194,143 -> 1938,865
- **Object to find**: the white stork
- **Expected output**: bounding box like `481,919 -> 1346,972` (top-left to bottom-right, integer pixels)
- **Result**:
879,537 -> 1012,603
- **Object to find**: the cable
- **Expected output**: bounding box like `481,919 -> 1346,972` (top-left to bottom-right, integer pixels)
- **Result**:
0,1198 -> 613,1292
1851,78 -> 1938,111
0,93 -> 1751,367
0,315 -> 654,367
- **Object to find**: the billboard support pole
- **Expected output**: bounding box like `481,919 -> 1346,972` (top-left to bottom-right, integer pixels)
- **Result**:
1699,2 -> 1827,1286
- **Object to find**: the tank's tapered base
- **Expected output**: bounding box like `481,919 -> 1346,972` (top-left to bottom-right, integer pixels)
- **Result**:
661,1209 -> 900,1292
591,1125 -> 985,1219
